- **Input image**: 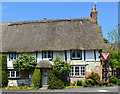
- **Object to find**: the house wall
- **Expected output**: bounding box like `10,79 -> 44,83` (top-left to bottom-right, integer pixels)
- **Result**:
6,50 -> 102,86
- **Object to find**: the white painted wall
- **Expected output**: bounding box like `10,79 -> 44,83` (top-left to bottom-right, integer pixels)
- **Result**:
37,52 -> 42,63
6,54 -> 13,69
53,51 -> 65,59
86,50 -> 95,61
6,50 -> 100,69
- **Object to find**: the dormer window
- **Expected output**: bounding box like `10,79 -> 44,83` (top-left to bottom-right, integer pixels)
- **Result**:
43,51 -> 53,59
70,50 -> 82,60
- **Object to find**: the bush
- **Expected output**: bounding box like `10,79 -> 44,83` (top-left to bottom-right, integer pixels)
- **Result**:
32,69 -> 41,89
2,71 -> 8,87
77,80 -> 82,86
82,82 -> 88,87
52,57 -> 71,86
85,72 -> 100,86
103,73 -> 118,85
73,81 -> 76,86
47,70 -> 65,89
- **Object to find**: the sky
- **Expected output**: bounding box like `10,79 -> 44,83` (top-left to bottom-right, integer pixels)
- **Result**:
2,2 -> 118,39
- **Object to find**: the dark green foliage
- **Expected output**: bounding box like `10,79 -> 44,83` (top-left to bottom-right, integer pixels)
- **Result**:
52,57 -> 71,86
104,38 -> 110,43
0,54 -> 7,71
82,82 -> 87,87
0,54 -> 8,87
32,69 -> 41,89
2,71 -> 8,87
77,80 -> 82,86
47,70 -> 65,89
13,54 -> 36,71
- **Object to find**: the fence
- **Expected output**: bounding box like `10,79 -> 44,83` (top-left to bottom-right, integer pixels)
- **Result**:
102,69 -> 120,79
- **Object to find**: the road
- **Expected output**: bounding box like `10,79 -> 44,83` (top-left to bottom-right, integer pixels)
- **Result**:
1,85 -> 120,94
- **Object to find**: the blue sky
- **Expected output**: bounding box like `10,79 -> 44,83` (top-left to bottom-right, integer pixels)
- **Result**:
2,2 -> 118,39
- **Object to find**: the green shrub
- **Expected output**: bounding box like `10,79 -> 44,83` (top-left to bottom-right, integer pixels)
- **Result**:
52,57 -> 71,86
82,82 -> 88,87
103,73 -> 118,85
77,80 -> 82,86
73,81 -> 76,86
32,69 -> 41,89
47,70 -> 65,89
2,71 -> 8,87
109,83 -> 115,86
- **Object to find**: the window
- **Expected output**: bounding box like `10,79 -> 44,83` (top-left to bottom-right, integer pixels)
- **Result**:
7,70 -> 20,78
43,51 -> 53,59
70,66 -> 86,77
71,50 -> 82,60
9,53 -> 18,60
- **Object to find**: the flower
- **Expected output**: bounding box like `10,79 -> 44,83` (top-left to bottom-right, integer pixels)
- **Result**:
86,77 -> 88,79
107,73 -> 109,76
34,77 -> 37,79
107,78 -> 109,83
66,76 -> 69,81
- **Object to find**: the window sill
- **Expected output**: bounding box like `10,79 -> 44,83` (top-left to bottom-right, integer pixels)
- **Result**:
70,76 -> 85,78
8,77 -> 20,79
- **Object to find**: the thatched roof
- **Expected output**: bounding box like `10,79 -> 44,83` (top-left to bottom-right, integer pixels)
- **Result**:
36,60 -> 52,68
1,17 -> 104,52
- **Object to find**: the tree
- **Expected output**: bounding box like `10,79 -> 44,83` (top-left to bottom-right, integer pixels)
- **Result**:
104,38 -> 110,43
103,25 -> 120,69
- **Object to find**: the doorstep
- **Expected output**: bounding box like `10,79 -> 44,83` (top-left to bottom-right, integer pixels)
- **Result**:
40,86 -> 48,89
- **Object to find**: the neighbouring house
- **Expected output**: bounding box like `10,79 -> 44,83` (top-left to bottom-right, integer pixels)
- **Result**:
0,5 -> 104,87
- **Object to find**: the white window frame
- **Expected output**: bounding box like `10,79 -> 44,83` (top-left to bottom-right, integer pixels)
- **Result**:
70,65 -> 86,77
43,51 -> 52,59
71,50 -> 82,60
7,70 -> 20,78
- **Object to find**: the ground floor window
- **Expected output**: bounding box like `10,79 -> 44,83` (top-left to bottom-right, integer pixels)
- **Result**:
7,69 -> 20,78
70,65 -> 86,77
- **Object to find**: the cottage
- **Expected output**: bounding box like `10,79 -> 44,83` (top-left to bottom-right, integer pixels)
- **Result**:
1,5 -> 104,86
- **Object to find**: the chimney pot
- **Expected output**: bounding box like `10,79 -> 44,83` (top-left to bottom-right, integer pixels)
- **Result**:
44,18 -> 47,20
90,4 -> 97,24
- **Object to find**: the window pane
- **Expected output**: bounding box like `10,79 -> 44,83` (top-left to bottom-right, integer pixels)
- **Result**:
7,71 -> 10,77
77,52 -> 80,57
10,53 -> 13,59
48,54 -> 52,58
16,71 -> 19,77
11,71 -> 15,77
72,53 -> 75,58
43,51 -> 46,58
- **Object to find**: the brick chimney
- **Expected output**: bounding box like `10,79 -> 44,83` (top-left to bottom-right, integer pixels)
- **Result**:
90,3 -> 97,24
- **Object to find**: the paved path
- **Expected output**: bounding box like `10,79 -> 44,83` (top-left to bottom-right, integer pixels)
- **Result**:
2,85 -> 119,93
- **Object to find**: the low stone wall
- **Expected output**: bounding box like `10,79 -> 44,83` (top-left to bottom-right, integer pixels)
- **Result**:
8,79 -> 30,87
70,77 -> 85,84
